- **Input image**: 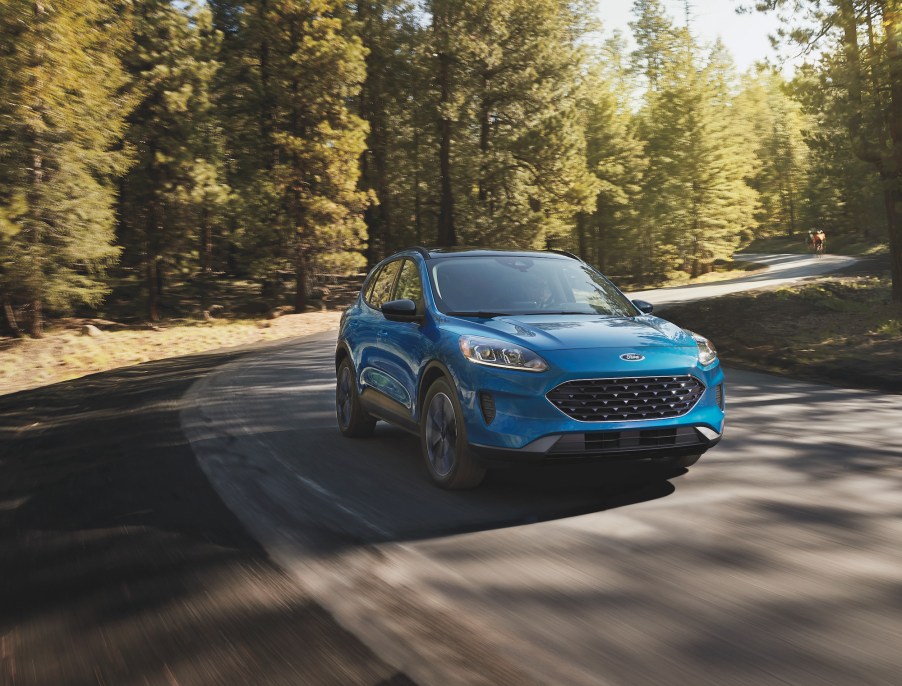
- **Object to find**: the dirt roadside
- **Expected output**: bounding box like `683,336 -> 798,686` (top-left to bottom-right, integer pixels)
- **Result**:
659,257 -> 902,394
0,345 -> 414,686
0,310 -> 344,397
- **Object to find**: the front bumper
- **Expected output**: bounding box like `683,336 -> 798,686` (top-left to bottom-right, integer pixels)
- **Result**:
470,425 -> 722,466
446,345 -> 726,463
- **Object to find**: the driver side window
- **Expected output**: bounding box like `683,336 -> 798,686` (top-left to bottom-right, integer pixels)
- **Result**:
366,260 -> 401,309
394,259 -> 424,311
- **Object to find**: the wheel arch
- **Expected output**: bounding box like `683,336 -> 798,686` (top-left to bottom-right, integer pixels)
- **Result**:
417,360 -> 456,422
335,342 -> 352,371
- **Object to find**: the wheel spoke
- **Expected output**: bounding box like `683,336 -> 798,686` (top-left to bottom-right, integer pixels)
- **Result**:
336,367 -> 352,427
426,391 -> 458,478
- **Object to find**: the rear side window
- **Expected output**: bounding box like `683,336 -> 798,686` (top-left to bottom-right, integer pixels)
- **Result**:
366,260 -> 401,309
394,259 -> 424,309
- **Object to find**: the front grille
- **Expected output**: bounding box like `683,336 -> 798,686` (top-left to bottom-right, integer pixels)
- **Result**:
547,375 -> 705,422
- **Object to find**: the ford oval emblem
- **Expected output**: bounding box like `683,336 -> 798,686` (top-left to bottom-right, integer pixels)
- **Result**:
620,353 -> 645,361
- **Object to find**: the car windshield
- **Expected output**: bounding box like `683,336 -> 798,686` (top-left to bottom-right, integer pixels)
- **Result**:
430,256 -> 638,317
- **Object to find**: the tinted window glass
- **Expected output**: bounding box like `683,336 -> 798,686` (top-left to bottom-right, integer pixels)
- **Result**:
394,259 -> 423,308
430,256 -> 636,317
366,260 -> 401,309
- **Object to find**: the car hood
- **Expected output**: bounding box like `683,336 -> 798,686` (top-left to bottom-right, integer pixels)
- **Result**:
457,314 -> 695,351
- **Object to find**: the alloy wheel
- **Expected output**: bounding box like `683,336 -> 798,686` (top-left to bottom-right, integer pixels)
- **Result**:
336,364 -> 353,429
425,391 -> 457,477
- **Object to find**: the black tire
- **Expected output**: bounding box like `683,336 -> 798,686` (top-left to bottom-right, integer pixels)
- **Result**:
420,378 -> 486,489
336,358 -> 376,438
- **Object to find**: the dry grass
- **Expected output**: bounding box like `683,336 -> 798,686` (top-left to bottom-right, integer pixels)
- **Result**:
0,310 -> 342,396
662,276 -> 902,392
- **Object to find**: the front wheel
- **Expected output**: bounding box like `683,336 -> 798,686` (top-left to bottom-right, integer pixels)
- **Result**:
420,379 -> 486,489
336,358 -> 376,438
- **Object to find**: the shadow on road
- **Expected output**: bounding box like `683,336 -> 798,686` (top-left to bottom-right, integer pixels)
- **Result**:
183,337 -> 685,550
0,352 -> 414,686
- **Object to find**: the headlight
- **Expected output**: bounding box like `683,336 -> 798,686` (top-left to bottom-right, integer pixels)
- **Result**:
459,336 -> 548,372
689,331 -> 718,366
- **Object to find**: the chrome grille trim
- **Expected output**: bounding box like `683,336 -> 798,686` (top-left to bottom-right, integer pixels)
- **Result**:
546,375 -> 705,422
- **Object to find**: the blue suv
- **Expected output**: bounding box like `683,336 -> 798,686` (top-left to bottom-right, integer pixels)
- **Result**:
336,248 -> 724,489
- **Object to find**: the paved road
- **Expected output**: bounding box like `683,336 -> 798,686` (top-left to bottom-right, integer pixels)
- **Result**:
182,324 -> 902,685
629,253 -> 858,305
0,349 -> 416,686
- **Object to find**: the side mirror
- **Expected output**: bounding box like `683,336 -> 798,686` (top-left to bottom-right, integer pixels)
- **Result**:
632,299 -> 654,315
381,298 -> 422,322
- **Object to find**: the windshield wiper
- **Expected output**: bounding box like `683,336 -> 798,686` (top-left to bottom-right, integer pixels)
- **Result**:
445,311 -> 512,318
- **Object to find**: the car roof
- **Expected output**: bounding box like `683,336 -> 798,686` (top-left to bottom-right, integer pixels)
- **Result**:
394,246 -> 580,261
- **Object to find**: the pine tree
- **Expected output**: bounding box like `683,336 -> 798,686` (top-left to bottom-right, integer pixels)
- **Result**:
735,70 -> 809,239
578,36 -> 647,275
357,1 -> 422,264
790,64 -> 885,239
755,0 -> 902,299
0,0 -> 132,337
630,0 -> 677,92
426,0 -> 597,248
120,0 -> 226,321
213,0 -> 368,310
638,31 -> 757,277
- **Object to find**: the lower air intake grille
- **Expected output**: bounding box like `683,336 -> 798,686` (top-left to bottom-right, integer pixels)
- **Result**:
547,375 -> 705,422
479,392 -> 496,424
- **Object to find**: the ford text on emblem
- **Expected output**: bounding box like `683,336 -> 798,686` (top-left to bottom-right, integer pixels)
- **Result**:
620,353 -> 645,361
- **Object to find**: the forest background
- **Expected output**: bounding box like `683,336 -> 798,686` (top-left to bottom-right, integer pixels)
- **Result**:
1,0 -> 900,338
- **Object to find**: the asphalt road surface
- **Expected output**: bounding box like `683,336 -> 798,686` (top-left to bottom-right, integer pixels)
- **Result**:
629,253 -> 858,305
5,252 -> 898,685
180,251 -> 901,686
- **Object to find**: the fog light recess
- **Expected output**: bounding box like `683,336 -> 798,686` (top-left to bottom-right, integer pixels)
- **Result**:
479,392 -> 496,424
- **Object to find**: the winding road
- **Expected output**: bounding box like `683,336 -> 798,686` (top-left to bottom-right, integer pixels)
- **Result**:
180,253 -> 902,686
630,252 -> 858,305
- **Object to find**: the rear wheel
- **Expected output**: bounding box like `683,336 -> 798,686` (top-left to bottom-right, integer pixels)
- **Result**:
420,379 -> 486,489
336,358 -> 376,438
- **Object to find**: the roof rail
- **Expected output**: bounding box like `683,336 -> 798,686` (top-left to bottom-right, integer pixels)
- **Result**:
410,246 -> 431,259
548,249 -> 582,261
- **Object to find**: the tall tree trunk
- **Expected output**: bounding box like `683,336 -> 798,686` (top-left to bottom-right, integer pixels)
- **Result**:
259,0 -> 275,169
594,195 -> 609,272
28,147 -> 45,338
29,300 -> 43,339
294,245 -> 307,312
414,129 -> 423,244
3,297 -> 22,338
576,213 -> 587,259
885,1 -> 902,301
359,1 -> 391,265
373,125 -> 391,256
146,195 -> 160,322
28,4 -> 45,337
478,71 -> 490,205
202,207 -> 213,273
787,166 -> 797,235
146,255 -> 159,322
437,49 -> 456,246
